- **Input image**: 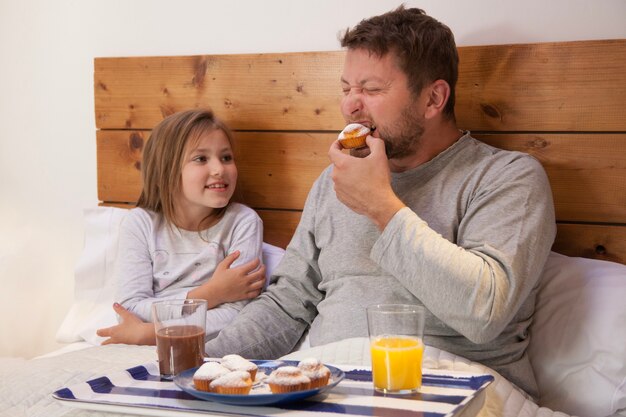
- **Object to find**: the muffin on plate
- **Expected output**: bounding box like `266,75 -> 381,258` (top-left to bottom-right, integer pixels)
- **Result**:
266,366 -> 311,393
209,370 -> 253,395
298,357 -> 331,389
221,354 -> 258,380
193,361 -> 230,392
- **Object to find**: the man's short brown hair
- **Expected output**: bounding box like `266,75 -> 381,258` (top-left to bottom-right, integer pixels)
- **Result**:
341,5 -> 459,118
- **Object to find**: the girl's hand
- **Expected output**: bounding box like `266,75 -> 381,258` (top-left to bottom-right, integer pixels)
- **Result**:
188,251 -> 266,308
96,303 -> 156,345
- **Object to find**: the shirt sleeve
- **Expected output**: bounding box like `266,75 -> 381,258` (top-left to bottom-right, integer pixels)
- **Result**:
226,209 -> 264,268
371,155 -> 556,344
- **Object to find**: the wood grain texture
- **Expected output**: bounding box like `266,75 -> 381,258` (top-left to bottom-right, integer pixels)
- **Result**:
256,210 -> 302,249
97,130 -> 334,208
95,40 -> 626,132
554,223 -> 626,264
235,132 -> 335,208
95,52 -> 345,131
475,133 -> 626,223
97,130 -> 626,222
456,40 -> 626,131
96,130 -> 145,203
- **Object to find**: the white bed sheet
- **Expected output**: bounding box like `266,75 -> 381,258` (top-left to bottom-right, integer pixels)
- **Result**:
34,342 -> 93,360
0,338 -> 575,417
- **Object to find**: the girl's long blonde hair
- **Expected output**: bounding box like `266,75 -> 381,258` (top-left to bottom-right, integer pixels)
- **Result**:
137,109 -> 236,229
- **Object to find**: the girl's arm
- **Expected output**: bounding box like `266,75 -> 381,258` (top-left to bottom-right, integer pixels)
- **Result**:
187,250 -> 265,308
190,206 -> 265,340
97,302 -> 156,345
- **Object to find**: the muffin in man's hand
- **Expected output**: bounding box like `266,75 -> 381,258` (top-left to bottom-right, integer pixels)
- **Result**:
337,123 -> 373,149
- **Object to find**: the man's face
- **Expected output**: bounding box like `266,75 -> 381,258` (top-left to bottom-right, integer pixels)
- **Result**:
340,48 -> 426,159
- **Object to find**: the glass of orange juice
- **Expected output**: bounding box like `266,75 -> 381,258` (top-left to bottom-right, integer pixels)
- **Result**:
367,304 -> 425,394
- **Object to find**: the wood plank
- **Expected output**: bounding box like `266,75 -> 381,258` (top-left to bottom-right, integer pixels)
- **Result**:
476,133 -> 626,224
257,210 -> 302,249
235,132 -> 334,209
95,52 -> 345,131
97,130 -> 145,203
95,40 -> 626,132
456,40 -> 626,131
97,130 -> 334,208
98,130 -> 626,223
554,223 -> 626,264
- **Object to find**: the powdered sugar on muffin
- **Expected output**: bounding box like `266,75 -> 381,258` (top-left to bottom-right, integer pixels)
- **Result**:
221,354 -> 258,380
193,361 -> 230,392
297,357 -> 331,388
209,370 -> 253,395
266,366 -> 311,393
338,123 -> 372,149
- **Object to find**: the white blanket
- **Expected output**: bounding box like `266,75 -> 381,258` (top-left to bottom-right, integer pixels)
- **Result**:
0,345 -> 155,417
0,339 -> 571,417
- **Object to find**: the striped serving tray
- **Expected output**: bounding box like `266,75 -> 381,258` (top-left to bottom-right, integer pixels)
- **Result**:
52,361 -> 493,417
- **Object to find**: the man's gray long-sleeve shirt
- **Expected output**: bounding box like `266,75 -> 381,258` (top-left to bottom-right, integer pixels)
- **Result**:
206,133 -> 556,398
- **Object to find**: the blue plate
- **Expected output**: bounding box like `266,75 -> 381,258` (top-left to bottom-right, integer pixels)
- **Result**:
174,359 -> 345,406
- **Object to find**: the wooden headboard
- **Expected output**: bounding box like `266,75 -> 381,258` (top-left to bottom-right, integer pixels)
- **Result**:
95,39 -> 626,264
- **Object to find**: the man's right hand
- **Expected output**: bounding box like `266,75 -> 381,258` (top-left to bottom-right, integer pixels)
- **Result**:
328,135 -> 405,231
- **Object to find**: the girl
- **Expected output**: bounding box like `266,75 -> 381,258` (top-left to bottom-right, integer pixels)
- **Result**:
97,109 -> 266,345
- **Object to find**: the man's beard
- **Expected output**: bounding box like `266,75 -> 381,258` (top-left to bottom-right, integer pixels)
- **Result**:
377,105 -> 425,160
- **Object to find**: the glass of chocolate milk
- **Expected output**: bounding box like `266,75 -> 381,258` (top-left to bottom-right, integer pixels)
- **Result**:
152,299 -> 207,380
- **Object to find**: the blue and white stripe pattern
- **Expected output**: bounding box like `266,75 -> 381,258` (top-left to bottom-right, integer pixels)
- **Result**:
53,362 -> 493,417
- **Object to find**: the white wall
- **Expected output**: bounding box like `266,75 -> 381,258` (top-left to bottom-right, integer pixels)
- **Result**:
1,0 -> 624,359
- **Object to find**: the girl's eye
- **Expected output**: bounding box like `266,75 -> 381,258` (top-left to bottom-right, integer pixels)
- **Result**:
364,87 -> 381,94
192,155 -> 207,163
221,154 -> 234,163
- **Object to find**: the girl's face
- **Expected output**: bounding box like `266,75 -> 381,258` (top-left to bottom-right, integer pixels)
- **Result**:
177,128 -> 237,229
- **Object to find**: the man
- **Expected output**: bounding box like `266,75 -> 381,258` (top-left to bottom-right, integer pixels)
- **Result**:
209,6 -> 556,399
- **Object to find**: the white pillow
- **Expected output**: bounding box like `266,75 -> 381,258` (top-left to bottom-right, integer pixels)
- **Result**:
55,207 -> 127,344
56,206 -> 286,345
529,251 -> 626,417
261,240 -> 286,288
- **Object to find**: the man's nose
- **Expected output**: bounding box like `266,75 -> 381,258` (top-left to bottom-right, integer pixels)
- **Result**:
341,91 -> 363,117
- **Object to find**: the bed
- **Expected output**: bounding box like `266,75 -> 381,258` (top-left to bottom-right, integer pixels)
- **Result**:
1,39 -> 625,417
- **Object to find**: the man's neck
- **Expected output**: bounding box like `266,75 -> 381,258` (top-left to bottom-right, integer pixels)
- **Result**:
388,121 -> 463,173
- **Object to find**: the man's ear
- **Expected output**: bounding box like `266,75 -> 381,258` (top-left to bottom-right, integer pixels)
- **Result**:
424,79 -> 451,120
